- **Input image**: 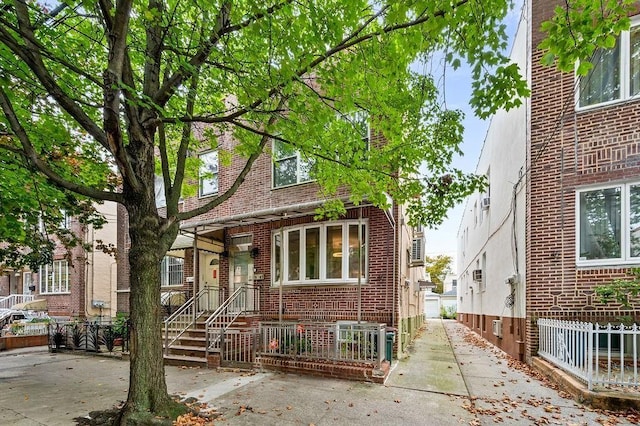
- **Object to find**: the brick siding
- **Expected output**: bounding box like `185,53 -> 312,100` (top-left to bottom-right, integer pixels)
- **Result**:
527,0 -> 640,361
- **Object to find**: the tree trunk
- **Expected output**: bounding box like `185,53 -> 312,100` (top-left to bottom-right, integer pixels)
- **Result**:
118,189 -> 179,423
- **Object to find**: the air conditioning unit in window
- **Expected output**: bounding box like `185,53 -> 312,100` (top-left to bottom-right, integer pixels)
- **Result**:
472,269 -> 483,282
481,197 -> 490,210
492,319 -> 503,338
410,238 -> 425,267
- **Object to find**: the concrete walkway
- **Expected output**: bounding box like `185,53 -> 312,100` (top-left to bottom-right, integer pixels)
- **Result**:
0,320 -> 637,425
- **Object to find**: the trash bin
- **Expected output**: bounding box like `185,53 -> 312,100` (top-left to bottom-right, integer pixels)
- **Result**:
385,327 -> 396,364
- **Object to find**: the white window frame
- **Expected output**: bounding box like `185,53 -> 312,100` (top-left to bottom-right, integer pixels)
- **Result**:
575,181 -> 640,266
39,260 -> 70,294
160,255 -> 184,287
272,221 -> 368,286
576,17 -> 640,110
199,150 -> 218,197
272,140 -> 314,188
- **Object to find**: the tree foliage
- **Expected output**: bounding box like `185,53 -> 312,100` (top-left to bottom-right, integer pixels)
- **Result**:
0,0 -> 533,422
425,254 -> 452,294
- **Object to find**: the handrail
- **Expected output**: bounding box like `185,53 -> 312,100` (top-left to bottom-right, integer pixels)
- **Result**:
163,287 -> 210,355
0,294 -> 35,310
204,285 -> 259,357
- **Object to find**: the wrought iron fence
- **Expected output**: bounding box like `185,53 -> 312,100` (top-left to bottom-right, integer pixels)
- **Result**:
48,321 -> 129,353
258,321 -> 386,367
538,318 -> 640,390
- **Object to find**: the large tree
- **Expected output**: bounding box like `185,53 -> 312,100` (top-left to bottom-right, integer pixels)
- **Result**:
1,0 -> 623,423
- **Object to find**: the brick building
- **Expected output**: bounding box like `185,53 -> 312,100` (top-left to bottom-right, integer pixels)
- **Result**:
1,201 -> 119,320
116,120 -> 426,357
458,0 -> 640,362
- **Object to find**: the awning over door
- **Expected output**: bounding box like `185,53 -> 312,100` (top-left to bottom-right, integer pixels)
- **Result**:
168,233 -> 223,256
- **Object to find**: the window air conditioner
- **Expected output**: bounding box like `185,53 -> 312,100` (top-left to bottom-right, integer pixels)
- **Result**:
472,269 -> 482,282
410,238 -> 425,267
492,319 -> 503,338
481,197 -> 490,210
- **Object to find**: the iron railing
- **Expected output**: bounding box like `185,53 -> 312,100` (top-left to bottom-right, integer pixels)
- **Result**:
205,285 -> 259,356
538,318 -> 640,390
258,321 -> 386,367
163,286 -> 225,354
48,321 -> 129,353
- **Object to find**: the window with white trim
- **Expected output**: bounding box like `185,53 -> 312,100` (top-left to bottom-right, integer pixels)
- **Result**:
39,260 -> 69,294
160,255 -> 184,287
577,182 -> 640,265
272,221 -> 367,285
199,150 -> 218,197
272,140 -> 314,188
578,20 -> 640,108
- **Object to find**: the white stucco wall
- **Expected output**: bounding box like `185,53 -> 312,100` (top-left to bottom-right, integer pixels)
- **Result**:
86,201 -> 118,320
457,9 -> 529,320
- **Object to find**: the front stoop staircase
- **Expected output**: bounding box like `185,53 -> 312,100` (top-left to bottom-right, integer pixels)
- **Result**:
163,285 -> 259,369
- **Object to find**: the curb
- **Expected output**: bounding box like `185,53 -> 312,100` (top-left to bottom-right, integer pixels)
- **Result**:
532,356 -> 640,411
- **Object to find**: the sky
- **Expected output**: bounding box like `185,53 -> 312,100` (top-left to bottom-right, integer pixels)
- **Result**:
422,0 -> 525,273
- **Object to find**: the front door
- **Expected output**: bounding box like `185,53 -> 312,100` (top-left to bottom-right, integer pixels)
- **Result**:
231,249 -> 254,312
200,253 -> 220,311
22,272 -> 32,295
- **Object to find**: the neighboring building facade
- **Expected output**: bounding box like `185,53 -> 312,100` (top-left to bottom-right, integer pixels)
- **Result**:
116,122 -> 426,355
458,0 -> 640,362
0,202 -> 119,321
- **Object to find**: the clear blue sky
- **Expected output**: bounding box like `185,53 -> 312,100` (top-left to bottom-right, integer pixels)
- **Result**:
422,1 -> 525,272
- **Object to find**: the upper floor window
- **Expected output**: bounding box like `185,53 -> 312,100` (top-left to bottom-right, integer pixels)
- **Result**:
272,140 -> 314,188
39,260 -> 69,294
578,22 -> 640,108
160,255 -> 184,287
272,221 -> 367,286
577,182 -> 640,265
199,151 -> 218,197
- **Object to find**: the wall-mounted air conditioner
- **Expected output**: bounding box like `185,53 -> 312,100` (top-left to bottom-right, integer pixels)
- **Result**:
492,319 -> 503,338
481,197 -> 490,210
410,238 -> 425,267
472,269 -> 482,282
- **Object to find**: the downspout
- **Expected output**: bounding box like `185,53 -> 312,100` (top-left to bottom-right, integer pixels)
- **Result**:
357,207 -> 362,323
382,201 -> 397,328
279,220 -> 283,322
192,226 -> 198,322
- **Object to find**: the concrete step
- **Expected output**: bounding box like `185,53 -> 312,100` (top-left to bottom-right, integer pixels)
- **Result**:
163,354 -> 207,368
166,344 -> 207,358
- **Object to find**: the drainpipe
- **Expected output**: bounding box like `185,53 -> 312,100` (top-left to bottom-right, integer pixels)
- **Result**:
278,221 -> 284,323
357,207 -> 362,323
192,226 -> 198,322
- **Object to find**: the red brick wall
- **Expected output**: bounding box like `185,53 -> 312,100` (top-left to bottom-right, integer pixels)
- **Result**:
527,0 -> 640,361
215,206 -> 396,324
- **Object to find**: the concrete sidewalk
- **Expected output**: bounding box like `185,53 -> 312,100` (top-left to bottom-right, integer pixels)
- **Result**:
0,320 -> 637,425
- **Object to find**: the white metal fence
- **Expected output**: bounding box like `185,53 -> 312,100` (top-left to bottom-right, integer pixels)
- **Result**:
1,322 -> 48,337
0,294 -> 34,310
538,318 -> 640,390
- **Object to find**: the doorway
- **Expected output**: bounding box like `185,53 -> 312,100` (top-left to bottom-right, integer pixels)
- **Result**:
229,235 -> 254,312
200,253 -> 220,311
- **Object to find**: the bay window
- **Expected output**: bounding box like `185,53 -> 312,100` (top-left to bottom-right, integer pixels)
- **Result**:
272,221 -> 367,285
577,182 -> 640,264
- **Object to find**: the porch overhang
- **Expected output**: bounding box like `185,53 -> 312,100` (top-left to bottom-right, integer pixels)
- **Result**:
167,232 -> 223,256
179,197 -> 375,236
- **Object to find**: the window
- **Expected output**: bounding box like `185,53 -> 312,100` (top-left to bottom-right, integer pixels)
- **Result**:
155,176 -> 166,208
272,140 -> 314,188
160,256 -> 184,287
272,221 -> 367,285
39,260 -> 69,294
577,182 -> 640,265
60,210 -> 70,229
578,22 -> 640,108
199,151 -> 218,197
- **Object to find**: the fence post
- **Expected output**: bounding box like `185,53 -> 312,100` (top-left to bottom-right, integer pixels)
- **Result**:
587,321 -> 593,391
